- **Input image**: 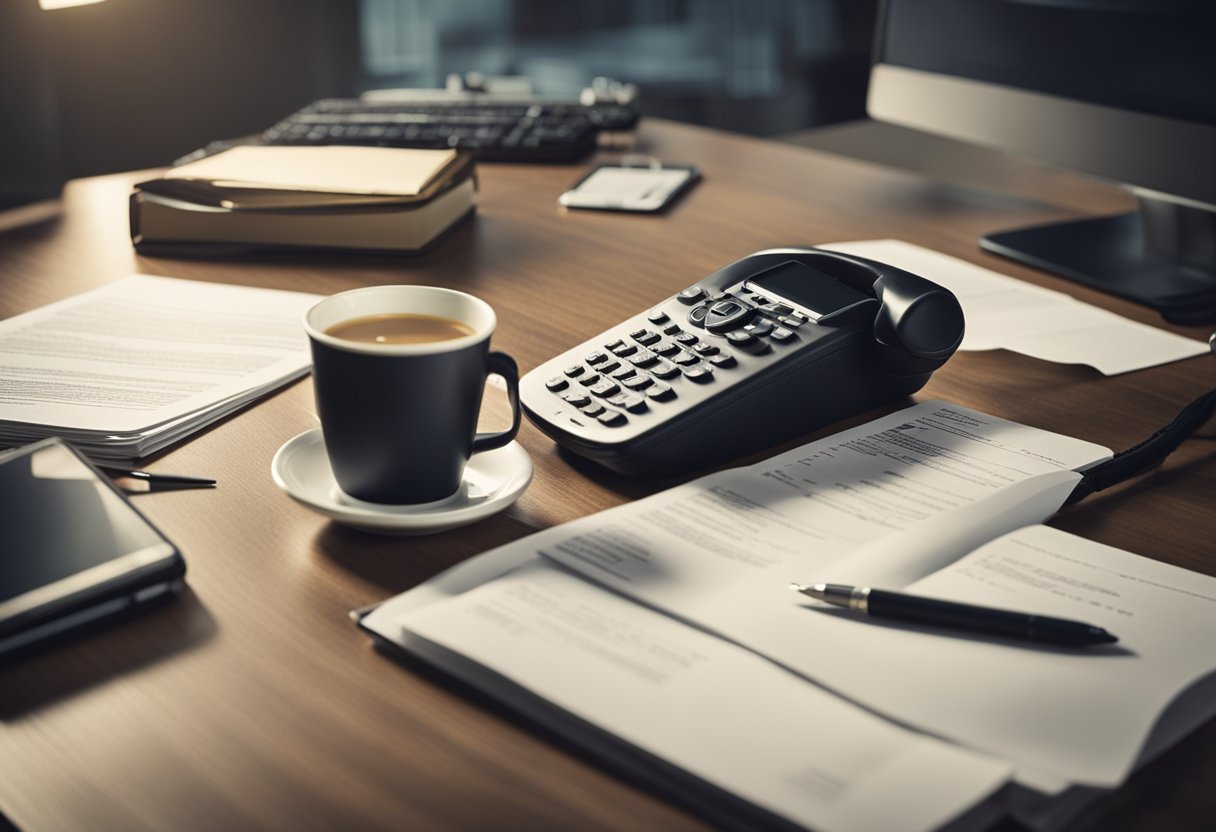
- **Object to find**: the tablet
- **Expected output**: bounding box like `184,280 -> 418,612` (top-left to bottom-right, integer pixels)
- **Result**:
0,438 -> 185,659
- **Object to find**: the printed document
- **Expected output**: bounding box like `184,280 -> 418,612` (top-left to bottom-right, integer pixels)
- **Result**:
388,561 -> 1012,832
364,400 -> 1216,827
0,275 -> 318,459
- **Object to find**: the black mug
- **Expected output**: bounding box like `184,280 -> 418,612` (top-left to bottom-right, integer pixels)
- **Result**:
304,285 -> 521,505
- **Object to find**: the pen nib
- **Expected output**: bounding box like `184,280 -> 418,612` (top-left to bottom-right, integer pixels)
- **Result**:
790,583 -> 829,601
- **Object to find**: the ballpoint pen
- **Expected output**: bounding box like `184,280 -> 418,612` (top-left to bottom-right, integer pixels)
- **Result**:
100,467 -> 217,494
790,582 -> 1118,647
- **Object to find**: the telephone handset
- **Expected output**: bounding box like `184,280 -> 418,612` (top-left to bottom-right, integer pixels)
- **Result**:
519,247 -> 965,474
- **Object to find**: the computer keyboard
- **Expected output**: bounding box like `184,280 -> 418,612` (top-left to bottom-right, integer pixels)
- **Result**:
259,98 -> 641,163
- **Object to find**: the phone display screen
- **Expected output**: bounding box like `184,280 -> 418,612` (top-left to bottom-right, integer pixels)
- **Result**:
1,442 -> 174,604
748,260 -> 870,317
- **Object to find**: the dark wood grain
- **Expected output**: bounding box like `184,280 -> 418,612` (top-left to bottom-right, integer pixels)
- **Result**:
1,119 -> 1212,831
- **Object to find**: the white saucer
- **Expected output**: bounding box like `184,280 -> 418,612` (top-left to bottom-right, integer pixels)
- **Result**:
271,428 -> 532,535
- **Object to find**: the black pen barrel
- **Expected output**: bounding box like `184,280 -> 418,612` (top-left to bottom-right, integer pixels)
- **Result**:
865,590 -> 1115,646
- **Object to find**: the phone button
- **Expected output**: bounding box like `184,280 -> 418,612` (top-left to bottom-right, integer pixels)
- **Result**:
678,287 -> 706,305
705,300 -> 756,333
646,381 -> 675,401
683,365 -> 714,383
597,411 -> 627,426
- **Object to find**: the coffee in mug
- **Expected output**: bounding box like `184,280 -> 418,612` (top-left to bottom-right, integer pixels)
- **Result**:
304,286 -> 521,505
325,313 -> 475,346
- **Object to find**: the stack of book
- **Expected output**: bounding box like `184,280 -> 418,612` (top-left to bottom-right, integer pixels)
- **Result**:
130,145 -> 476,255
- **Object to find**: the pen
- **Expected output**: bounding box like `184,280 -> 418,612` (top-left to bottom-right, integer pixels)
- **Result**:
790,583 -> 1118,647
100,467 -> 217,493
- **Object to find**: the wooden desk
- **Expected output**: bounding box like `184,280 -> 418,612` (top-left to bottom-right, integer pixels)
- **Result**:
1,120 -> 1213,831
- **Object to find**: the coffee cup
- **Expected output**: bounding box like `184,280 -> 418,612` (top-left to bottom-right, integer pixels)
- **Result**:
304,285 -> 521,505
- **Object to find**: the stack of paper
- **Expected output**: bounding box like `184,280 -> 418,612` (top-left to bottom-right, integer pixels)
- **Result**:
362,401 -> 1216,831
0,275 -> 319,463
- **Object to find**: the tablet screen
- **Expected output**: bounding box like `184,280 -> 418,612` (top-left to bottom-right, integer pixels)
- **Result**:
1,441 -> 173,604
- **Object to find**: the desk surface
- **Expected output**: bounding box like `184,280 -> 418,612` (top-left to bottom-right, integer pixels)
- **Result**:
1,119 -> 1214,831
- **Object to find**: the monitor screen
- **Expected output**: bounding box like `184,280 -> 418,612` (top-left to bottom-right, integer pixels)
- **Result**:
869,0 -> 1216,324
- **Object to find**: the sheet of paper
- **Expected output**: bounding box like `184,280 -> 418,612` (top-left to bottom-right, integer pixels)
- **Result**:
166,146 -> 457,196
819,240 -> 1208,375
538,401 -> 1109,621
390,561 -> 1012,832
0,275 -> 317,433
524,396 -> 1210,784
714,526 -> 1216,787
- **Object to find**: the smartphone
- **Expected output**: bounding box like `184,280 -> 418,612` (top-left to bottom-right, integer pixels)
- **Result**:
0,438 -> 186,659
558,162 -> 700,212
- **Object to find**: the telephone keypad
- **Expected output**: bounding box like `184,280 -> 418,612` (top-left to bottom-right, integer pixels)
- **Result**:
543,283 -> 804,434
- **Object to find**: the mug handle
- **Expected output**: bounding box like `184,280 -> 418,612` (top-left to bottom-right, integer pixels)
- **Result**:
471,352 -> 522,454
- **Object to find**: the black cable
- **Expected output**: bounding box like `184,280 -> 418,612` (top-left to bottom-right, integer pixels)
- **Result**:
1065,385 -> 1216,506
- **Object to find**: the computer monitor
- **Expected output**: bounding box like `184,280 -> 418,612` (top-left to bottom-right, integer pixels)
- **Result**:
868,0 -> 1216,324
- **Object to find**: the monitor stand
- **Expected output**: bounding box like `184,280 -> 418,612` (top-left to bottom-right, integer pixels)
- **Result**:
980,196 -> 1216,325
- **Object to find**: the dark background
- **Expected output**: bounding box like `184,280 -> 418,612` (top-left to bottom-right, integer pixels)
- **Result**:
0,0 -> 877,211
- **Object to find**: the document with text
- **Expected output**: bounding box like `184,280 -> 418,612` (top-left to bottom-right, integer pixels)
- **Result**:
363,400 -> 1216,828
0,275 -> 318,460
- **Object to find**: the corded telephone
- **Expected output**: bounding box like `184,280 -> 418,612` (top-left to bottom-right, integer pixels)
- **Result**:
520,247 -> 965,474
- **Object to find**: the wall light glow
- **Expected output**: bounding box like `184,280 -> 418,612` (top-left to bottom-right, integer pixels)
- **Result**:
40,0 -> 107,9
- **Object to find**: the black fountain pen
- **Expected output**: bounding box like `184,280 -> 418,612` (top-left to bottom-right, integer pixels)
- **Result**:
791,583 -> 1118,647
